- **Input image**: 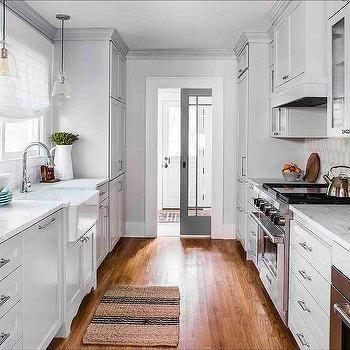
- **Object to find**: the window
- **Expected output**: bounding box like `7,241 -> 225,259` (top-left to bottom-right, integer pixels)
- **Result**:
0,36 -> 50,161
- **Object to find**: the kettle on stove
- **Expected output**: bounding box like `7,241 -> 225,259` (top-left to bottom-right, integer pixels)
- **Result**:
323,165 -> 350,197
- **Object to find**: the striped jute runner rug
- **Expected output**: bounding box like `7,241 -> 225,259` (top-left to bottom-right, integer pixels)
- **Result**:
83,285 -> 180,347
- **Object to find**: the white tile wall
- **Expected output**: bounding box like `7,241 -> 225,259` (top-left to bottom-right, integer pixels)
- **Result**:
305,138 -> 350,179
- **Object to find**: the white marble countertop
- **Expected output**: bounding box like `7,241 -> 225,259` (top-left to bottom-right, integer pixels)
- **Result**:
290,204 -> 350,251
0,200 -> 63,244
249,177 -> 316,188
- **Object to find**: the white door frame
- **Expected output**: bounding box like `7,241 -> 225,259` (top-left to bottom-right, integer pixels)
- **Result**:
145,77 -> 224,238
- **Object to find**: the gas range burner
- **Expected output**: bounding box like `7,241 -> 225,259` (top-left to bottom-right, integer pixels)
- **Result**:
262,183 -> 350,204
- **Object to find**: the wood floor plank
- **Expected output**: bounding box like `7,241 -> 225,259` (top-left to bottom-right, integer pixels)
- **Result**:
48,238 -> 297,350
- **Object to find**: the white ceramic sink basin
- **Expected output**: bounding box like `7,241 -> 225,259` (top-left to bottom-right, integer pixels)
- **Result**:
17,190 -> 99,242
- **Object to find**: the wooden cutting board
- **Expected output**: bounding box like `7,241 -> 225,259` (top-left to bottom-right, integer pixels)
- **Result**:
304,153 -> 320,183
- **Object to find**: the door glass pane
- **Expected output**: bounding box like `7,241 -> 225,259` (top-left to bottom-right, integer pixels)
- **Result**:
187,98 -> 212,217
198,96 -> 212,105
168,106 -> 181,156
332,18 -> 345,129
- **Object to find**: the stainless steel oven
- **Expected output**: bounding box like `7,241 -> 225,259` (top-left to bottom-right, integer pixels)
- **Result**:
331,266 -> 350,350
250,194 -> 291,326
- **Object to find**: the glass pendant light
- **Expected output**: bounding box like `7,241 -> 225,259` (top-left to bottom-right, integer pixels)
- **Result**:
52,14 -> 71,98
0,0 -> 18,78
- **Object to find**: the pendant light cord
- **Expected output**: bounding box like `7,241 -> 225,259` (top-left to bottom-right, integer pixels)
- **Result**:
61,18 -> 64,72
2,0 -> 6,49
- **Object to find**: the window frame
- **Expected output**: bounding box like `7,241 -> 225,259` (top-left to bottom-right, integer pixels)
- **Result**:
0,117 -> 45,161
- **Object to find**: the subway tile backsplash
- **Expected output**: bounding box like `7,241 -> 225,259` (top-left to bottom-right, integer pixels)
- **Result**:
305,138 -> 350,178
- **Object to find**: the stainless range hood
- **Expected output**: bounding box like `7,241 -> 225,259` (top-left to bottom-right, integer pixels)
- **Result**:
271,83 -> 328,108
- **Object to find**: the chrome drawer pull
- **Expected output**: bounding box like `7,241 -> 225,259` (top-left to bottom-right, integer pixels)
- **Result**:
100,191 -> 106,196
0,295 -> 10,307
0,332 -> 10,346
0,258 -> 10,269
118,160 -> 123,171
250,250 -> 256,257
298,269 -> 312,281
250,231 -> 257,237
296,333 -> 310,348
38,217 -> 56,230
299,241 -> 312,252
266,274 -> 272,285
297,300 -> 311,313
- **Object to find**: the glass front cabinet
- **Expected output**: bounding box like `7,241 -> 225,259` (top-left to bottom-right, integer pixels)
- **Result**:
328,4 -> 350,137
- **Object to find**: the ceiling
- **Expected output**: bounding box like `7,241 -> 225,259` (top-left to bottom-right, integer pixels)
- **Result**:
27,1 -> 271,51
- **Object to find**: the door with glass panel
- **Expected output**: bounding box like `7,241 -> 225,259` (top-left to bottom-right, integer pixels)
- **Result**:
180,89 -> 212,235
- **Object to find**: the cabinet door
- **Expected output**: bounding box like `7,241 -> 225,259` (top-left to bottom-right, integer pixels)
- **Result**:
82,227 -> 94,292
275,17 -> 289,87
110,42 -> 119,100
328,7 -> 350,137
237,45 -> 249,77
110,99 -> 126,179
109,177 -> 119,251
118,54 -> 126,103
66,239 -> 83,315
96,198 -> 109,267
289,1 -> 305,80
117,174 -> 125,239
117,104 -> 126,175
23,212 -> 62,350
237,72 -> 248,179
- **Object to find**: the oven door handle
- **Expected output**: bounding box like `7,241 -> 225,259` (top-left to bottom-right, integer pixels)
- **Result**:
250,212 -> 284,244
334,304 -> 350,328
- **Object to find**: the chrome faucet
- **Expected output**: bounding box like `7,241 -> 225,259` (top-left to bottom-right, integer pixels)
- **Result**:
20,142 -> 54,193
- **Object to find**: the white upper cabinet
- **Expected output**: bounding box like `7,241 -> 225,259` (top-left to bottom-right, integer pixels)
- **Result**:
270,1 -> 327,107
110,42 -> 126,103
328,4 -> 350,137
275,17 -> 289,87
327,0 -> 350,19
275,1 -> 305,88
237,45 -> 249,77
289,1 -> 305,80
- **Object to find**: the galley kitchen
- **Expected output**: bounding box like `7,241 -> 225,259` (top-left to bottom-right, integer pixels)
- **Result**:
0,1 -> 349,349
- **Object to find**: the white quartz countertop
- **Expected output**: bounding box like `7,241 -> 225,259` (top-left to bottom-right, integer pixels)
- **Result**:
290,204 -> 350,251
0,200 -> 63,244
28,178 -> 108,191
249,177 -> 316,187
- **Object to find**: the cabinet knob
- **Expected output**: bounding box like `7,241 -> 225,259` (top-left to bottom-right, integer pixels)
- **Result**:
0,258 -> 10,269
0,294 -> 10,307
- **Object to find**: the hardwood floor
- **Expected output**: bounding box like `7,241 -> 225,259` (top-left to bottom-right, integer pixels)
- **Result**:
49,238 -> 297,350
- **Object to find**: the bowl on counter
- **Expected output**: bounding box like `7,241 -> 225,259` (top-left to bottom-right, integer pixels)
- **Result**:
0,173 -> 10,191
282,171 -> 303,182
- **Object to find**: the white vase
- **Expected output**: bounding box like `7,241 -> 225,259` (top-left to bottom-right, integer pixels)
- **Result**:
50,145 -> 74,180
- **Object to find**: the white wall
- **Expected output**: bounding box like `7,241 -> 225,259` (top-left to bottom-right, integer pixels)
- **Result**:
126,56 -> 236,238
0,11 -> 53,189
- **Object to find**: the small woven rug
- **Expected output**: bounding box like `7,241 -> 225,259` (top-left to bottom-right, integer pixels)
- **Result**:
158,210 -> 180,223
83,285 -> 180,347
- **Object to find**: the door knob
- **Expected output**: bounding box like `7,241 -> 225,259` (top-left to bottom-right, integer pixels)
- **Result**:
164,163 -> 168,168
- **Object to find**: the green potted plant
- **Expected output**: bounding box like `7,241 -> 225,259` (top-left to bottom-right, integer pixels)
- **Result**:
49,132 -> 79,180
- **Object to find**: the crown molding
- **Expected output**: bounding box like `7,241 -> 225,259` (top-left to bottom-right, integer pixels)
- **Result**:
127,49 -> 234,60
53,27 -> 129,56
6,0 -> 56,41
266,0 -> 292,26
233,32 -> 270,57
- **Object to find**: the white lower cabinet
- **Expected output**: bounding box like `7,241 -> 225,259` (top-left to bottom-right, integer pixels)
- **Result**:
109,174 -> 125,251
23,212 -> 62,350
62,225 -> 96,337
96,197 -> 109,267
289,217 -> 331,350
246,214 -> 258,267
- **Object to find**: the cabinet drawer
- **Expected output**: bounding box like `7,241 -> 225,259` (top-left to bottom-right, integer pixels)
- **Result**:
289,270 -> 329,348
290,246 -> 330,314
0,235 -> 23,282
0,267 -> 22,319
0,301 -> 22,350
289,298 -> 321,350
290,220 -> 331,282
237,177 -> 247,210
98,182 -> 108,202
